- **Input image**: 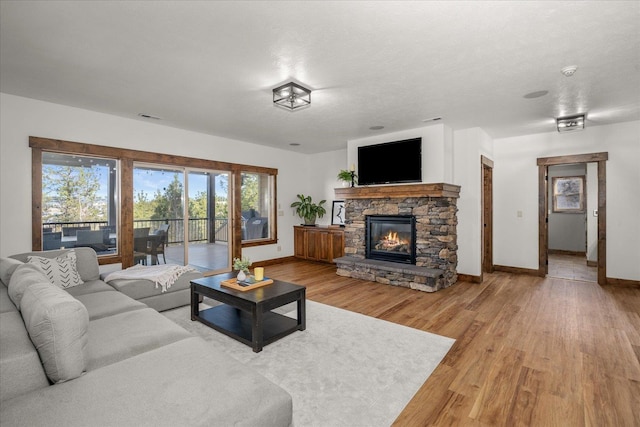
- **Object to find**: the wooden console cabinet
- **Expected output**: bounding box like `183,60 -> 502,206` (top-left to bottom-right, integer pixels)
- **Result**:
293,226 -> 344,263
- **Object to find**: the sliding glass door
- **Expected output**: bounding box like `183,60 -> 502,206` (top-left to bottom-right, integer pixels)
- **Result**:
186,170 -> 230,272
133,164 -> 230,272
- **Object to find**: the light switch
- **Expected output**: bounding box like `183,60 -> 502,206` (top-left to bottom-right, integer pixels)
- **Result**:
517,210 -> 523,218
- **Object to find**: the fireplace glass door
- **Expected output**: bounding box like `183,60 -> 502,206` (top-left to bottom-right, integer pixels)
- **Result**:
366,215 -> 416,264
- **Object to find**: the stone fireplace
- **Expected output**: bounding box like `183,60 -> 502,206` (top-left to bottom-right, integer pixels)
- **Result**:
334,183 -> 460,292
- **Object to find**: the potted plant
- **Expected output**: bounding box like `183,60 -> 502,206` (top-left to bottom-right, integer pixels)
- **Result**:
337,169 -> 357,187
233,256 -> 252,281
290,194 -> 327,226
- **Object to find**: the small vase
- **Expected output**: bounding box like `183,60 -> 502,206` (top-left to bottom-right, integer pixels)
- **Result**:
237,270 -> 247,281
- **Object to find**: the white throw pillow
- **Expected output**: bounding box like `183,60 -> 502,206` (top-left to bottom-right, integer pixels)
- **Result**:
27,251 -> 84,289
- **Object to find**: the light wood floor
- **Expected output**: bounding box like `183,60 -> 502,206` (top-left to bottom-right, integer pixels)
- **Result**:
263,260 -> 640,426
548,253 -> 597,283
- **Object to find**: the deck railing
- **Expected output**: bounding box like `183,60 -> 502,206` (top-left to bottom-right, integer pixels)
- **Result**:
42,218 -> 230,244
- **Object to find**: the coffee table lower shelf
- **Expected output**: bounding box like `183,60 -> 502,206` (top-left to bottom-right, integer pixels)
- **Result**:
197,305 -> 299,349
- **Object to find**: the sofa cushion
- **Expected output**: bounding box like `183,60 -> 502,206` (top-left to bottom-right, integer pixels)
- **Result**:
0,257 -> 23,286
64,279 -> 118,297
86,308 -> 192,370
8,263 -> 50,310
0,282 -> 18,314
11,247 -> 100,282
21,281 -> 89,384
0,311 -> 49,402
0,337 -> 293,427
73,291 -> 147,321
107,270 -> 202,300
27,251 -> 84,289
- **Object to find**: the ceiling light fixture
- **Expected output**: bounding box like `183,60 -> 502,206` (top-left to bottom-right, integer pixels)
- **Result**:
273,82 -> 311,111
561,65 -> 578,77
369,125 -> 385,130
556,114 -> 585,132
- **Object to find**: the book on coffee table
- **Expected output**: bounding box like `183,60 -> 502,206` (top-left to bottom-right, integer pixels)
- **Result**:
221,276 -> 274,291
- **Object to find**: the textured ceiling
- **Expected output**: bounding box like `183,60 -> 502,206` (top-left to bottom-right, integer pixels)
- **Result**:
1,1 -> 639,154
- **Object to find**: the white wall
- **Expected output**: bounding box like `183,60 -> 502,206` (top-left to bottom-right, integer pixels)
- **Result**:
493,120 -> 640,281
0,93 -> 311,263
346,123 -> 453,183
311,149 -> 348,226
452,127 -> 494,276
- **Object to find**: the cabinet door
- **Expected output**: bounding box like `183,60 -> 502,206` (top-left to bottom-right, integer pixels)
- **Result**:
306,229 -> 319,260
316,230 -> 331,262
330,230 -> 345,260
294,227 -> 307,258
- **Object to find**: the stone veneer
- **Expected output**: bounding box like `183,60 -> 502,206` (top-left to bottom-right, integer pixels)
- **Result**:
334,184 -> 459,292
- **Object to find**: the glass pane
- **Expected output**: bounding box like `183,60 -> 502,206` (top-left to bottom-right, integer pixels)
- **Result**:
42,152 -> 118,255
186,170 -> 230,272
133,165 -> 184,265
241,172 -> 272,241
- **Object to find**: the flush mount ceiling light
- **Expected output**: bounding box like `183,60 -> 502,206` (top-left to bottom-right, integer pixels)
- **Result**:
561,65 -> 578,77
556,114 -> 585,132
273,82 -> 311,111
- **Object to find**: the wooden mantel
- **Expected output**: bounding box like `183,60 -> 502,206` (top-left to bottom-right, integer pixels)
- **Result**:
334,183 -> 460,199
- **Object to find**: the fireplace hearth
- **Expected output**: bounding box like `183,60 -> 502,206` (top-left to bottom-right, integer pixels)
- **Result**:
366,215 -> 416,264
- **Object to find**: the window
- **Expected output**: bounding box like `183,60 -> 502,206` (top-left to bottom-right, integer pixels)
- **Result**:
241,172 -> 274,242
31,136 -> 278,268
41,152 -> 119,255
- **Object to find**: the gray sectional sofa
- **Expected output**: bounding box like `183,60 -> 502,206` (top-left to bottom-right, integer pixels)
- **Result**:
0,248 -> 292,426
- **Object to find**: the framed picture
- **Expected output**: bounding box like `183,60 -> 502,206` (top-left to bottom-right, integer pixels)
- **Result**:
552,176 -> 585,213
331,200 -> 346,226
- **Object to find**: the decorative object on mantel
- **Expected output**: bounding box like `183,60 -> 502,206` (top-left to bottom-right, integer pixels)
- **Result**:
232,257 -> 251,281
331,201 -> 346,226
290,194 -> 327,226
337,169 -> 357,187
273,81 -> 311,110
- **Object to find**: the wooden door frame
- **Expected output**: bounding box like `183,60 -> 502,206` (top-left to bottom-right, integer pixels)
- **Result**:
481,155 -> 494,280
537,152 -> 608,285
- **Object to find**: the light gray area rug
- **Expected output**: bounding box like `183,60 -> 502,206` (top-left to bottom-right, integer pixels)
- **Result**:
163,300 -> 455,427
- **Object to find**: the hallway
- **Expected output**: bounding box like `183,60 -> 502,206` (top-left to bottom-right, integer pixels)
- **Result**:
548,252 -> 597,282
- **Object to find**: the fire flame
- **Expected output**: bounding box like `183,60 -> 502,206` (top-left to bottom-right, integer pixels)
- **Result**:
381,230 -> 408,246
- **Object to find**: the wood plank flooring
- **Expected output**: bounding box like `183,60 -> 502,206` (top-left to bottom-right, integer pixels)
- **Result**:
263,260 -> 640,426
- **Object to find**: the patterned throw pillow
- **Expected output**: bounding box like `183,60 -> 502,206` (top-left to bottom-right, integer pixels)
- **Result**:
27,251 -> 84,289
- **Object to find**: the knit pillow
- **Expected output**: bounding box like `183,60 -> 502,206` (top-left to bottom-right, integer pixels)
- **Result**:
27,251 -> 84,289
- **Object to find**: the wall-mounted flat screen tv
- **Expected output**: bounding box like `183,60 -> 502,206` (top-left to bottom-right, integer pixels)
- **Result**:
357,138 -> 422,185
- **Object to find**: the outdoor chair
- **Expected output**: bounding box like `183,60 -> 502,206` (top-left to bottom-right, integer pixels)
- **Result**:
147,224 -> 169,264
42,231 -> 62,251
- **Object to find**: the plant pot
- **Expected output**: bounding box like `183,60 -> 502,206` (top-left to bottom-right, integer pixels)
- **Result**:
304,215 -> 317,226
237,270 -> 247,281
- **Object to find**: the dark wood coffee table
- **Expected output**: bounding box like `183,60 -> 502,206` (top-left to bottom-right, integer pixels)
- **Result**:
190,273 -> 306,352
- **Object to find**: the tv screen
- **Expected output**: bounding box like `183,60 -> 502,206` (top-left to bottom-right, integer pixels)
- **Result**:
357,138 -> 422,185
